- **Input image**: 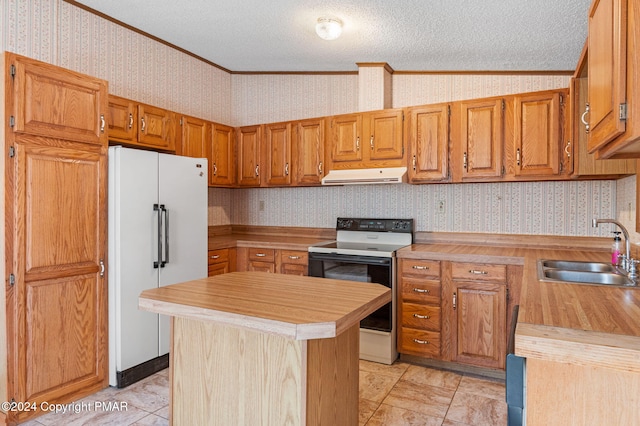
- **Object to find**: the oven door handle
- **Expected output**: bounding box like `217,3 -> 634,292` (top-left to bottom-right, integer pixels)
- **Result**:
308,253 -> 392,265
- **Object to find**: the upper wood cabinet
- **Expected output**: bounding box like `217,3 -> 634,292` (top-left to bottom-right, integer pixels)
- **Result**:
107,95 -> 176,152
505,90 -> 567,178
4,52 -> 108,424
405,103 -> 450,182
294,118 -> 325,186
236,125 -> 262,187
209,123 -> 236,187
451,98 -> 504,181
179,115 -> 207,158
263,121 -> 293,186
328,109 -> 404,170
570,46 -> 636,177
9,54 -> 108,146
588,0 -> 640,158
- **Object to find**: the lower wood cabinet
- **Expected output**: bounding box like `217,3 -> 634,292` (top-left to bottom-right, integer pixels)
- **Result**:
207,248 -> 236,277
398,258 -> 511,371
237,247 -> 308,276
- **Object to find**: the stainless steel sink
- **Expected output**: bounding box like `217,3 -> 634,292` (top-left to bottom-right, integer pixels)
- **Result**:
538,259 -> 636,287
540,260 -> 616,273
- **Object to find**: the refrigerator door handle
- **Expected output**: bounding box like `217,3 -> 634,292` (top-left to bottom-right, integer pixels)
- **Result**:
153,204 -> 163,268
163,207 -> 169,266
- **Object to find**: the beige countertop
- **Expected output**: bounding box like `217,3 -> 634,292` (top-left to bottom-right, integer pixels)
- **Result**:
208,234 -> 332,251
397,244 -> 640,372
139,271 -> 390,340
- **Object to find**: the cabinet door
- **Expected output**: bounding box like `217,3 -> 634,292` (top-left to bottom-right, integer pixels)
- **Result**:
10,54 -> 107,146
450,281 -> 506,369
330,113 -> 362,162
180,115 -> 207,158
459,99 -> 504,180
366,110 -> 404,160
209,123 -> 235,187
263,122 -> 292,186
587,0 -> 627,152
7,142 -> 108,422
138,104 -> 175,151
512,91 -> 562,177
407,104 -> 449,182
107,95 -> 137,142
237,125 -> 262,187
295,118 -> 325,185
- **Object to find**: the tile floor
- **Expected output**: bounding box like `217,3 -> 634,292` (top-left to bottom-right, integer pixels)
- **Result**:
21,360 -> 507,426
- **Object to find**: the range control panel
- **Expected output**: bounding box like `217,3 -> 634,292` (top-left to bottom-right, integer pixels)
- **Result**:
336,218 -> 414,233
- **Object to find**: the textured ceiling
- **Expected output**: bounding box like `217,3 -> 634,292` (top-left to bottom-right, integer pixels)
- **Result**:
71,0 -> 591,73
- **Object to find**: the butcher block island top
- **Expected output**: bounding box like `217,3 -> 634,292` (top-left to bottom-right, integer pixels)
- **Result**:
138,271 -> 390,340
138,271 -> 391,426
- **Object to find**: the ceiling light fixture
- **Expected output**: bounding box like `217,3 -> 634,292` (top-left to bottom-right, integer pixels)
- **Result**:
315,17 -> 343,41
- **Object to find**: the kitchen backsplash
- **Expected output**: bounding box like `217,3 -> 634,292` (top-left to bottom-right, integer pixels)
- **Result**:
209,177 -> 638,242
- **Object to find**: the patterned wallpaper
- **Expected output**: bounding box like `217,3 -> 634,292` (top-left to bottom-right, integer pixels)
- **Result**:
1,0 -> 232,123
1,0 -> 636,240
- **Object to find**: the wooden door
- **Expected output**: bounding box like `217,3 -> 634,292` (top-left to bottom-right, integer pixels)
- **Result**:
512,91 -> 562,177
366,109 -> 404,161
7,141 -> 108,423
295,118 -> 325,185
236,125 -> 262,187
107,95 -> 137,142
459,99 -> 504,180
10,54 -> 107,145
209,123 -> 235,187
330,114 -> 362,163
180,115 -> 207,158
138,104 -> 175,151
587,0 -> 627,152
450,281 -> 506,369
406,104 -> 449,182
263,122 -> 292,186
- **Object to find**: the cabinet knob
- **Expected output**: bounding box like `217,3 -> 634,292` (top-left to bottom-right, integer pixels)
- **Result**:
255,165 -> 260,177
413,314 -> 431,319
213,163 -> 217,176
318,161 -> 323,175
100,114 -> 105,133
210,255 -> 220,259
141,117 -> 146,133
468,269 -> 488,275
370,136 -> 374,150
412,265 -> 429,270
413,338 -> 430,345
463,152 -> 467,169
356,137 -> 360,151
128,113 -> 133,129
288,255 -> 301,260
581,103 -> 590,133
412,288 -> 430,293
256,253 -> 266,257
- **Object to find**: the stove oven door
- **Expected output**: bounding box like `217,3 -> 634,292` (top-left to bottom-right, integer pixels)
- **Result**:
308,252 -> 393,332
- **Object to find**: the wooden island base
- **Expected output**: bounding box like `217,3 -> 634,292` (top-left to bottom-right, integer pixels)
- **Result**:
139,272 -> 390,426
171,318 -> 359,425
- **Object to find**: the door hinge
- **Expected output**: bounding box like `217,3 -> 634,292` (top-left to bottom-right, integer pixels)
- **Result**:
9,116 -> 15,128
9,146 -> 15,158
10,64 -> 16,78
501,165 -> 506,176
502,99 -> 505,110
619,103 -> 628,120
9,273 -> 15,286
559,94 -> 564,106
447,105 -> 451,116
180,118 -> 183,126
506,287 -> 510,302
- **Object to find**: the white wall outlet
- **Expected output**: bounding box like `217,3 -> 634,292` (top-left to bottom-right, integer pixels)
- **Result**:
438,200 -> 445,214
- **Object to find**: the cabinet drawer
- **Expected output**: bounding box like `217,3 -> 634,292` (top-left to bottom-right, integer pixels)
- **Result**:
401,259 -> 440,278
451,262 -> 506,282
400,328 -> 441,357
248,248 -> 275,262
400,278 -> 441,304
280,250 -> 308,265
402,303 -> 440,331
208,263 -> 229,277
208,248 -> 229,265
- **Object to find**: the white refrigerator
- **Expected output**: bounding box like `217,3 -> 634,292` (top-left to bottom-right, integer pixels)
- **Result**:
108,146 -> 208,387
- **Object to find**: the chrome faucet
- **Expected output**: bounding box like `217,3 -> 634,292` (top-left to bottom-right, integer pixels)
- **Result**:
592,218 -> 637,280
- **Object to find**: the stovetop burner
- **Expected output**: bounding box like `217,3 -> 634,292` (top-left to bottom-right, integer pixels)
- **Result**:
309,218 -> 414,258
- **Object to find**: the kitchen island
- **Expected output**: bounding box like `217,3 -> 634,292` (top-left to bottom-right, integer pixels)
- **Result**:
138,271 -> 391,426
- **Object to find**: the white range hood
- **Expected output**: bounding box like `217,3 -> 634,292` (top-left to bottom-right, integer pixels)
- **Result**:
321,167 -> 407,185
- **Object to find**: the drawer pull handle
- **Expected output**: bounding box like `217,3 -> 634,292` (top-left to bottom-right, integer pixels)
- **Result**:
412,265 -> 430,270
413,288 -> 430,293
413,314 -> 431,319
210,255 -> 220,259
468,269 -> 488,275
256,253 -> 267,257
288,255 -> 301,260
413,338 -> 430,345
